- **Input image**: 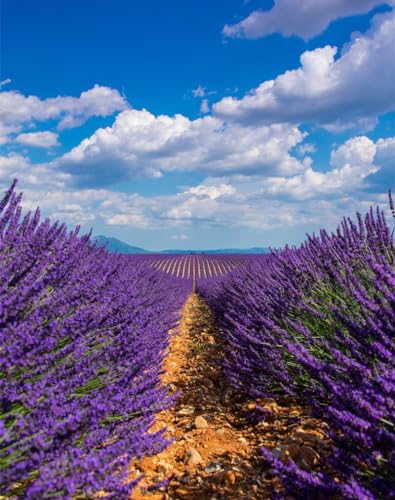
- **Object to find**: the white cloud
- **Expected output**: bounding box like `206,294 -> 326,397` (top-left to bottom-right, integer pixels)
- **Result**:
258,163 -> 375,202
0,177 -> 118,226
193,87 -> 215,114
192,85 -> 206,98
162,134 -> 391,230
0,154 -> 30,178
160,179 -> 330,229
1,76 -> 391,238
296,143 -> 316,155
15,131 -> 59,148
223,0 -> 390,40
1,134 -> 392,236
0,78 -> 12,88
96,179 -> 309,230
0,123 -> 21,145
0,153 -> 70,188
185,183 -> 235,200
98,193 -> 153,228
55,108 -> 307,187
200,99 -> 210,114
105,212 -> 149,227
171,234 -> 188,240
0,84 -> 127,131
0,155 -> 104,225
192,85 -> 216,98
50,209 -> 96,224
165,185 -> 240,224
330,135 -> 376,168
216,11 -> 395,130
365,136 -> 395,190
245,136 -> 390,201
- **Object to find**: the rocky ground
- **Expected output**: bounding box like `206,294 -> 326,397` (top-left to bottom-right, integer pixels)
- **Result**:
129,293 -> 330,499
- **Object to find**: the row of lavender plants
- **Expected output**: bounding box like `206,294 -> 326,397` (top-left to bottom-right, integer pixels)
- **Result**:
0,181 -> 189,499
199,199 -> 395,499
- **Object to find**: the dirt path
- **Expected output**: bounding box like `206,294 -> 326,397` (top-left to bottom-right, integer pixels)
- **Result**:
130,293 -> 329,499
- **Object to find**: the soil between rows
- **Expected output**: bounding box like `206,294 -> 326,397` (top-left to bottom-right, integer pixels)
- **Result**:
129,293 -> 329,500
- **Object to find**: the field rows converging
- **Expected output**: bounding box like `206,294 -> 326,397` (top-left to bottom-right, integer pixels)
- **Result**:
132,254 -> 252,280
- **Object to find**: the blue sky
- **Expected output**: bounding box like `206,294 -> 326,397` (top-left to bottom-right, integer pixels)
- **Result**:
0,0 -> 394,250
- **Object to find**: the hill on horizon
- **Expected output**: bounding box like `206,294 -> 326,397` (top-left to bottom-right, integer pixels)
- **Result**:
93,235 -> 149,254
93,235 -> 269,254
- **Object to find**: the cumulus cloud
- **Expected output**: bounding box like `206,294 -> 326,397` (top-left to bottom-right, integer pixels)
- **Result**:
50,208 -> 96,224
28,174 -> 304,232
165,186 -> 241,224
192,85 -> 206,98
216,11 -> 395,130
164,183 -> 237,222
171,234 -> 188,240
259,159 -> 376,202
0,154 -> 31,179
200,99 -> 210,114
0,78 -> 12,88
158,135 -> 391,231
0,84 -> 127,131
330,135 -> 376,168
296,143 -> 316,155
104,211 -> 149,227
15,131 -> 59,148
90,174 -> 349,232
223,0 -> 390,40
0,165 -> 122,226
1,80 -> 391,237
159,179 -> 343,229
185,184 -> 235,200
55,108 -> 307,187
192,85 -> 216,98
365,136 -> 395,190
0,153 -> 70,188
1,133 -> 392,236
95,185 -> 238,229
0,123 -> 21,145
192,87 -> 214,115
247,135 -> 393,201
21,189 -> 105,225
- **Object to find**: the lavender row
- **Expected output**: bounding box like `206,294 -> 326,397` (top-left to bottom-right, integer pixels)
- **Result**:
0,181 -> 188,499
199,200 -> 395,499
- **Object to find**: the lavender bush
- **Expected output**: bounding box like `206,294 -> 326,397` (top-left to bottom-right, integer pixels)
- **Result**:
0,181 -> 187,498
199,199 -> 395,499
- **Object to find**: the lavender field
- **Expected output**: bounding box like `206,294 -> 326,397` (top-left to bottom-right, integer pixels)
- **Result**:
0,180 -> 394,499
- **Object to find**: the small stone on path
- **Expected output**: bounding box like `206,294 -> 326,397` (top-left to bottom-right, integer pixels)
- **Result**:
205,461 -> 222,474
178,406 -> 195,416
194,415 -> 208,429
185,447 -> 202,465
224,470 -> 236,485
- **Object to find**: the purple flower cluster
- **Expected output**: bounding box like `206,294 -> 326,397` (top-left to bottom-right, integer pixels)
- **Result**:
199,199 -> 395,498
0,181 -> 188,498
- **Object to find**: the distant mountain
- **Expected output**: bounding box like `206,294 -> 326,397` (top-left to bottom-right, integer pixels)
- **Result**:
93,235 -> 269,254
93,235 -> 149,254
